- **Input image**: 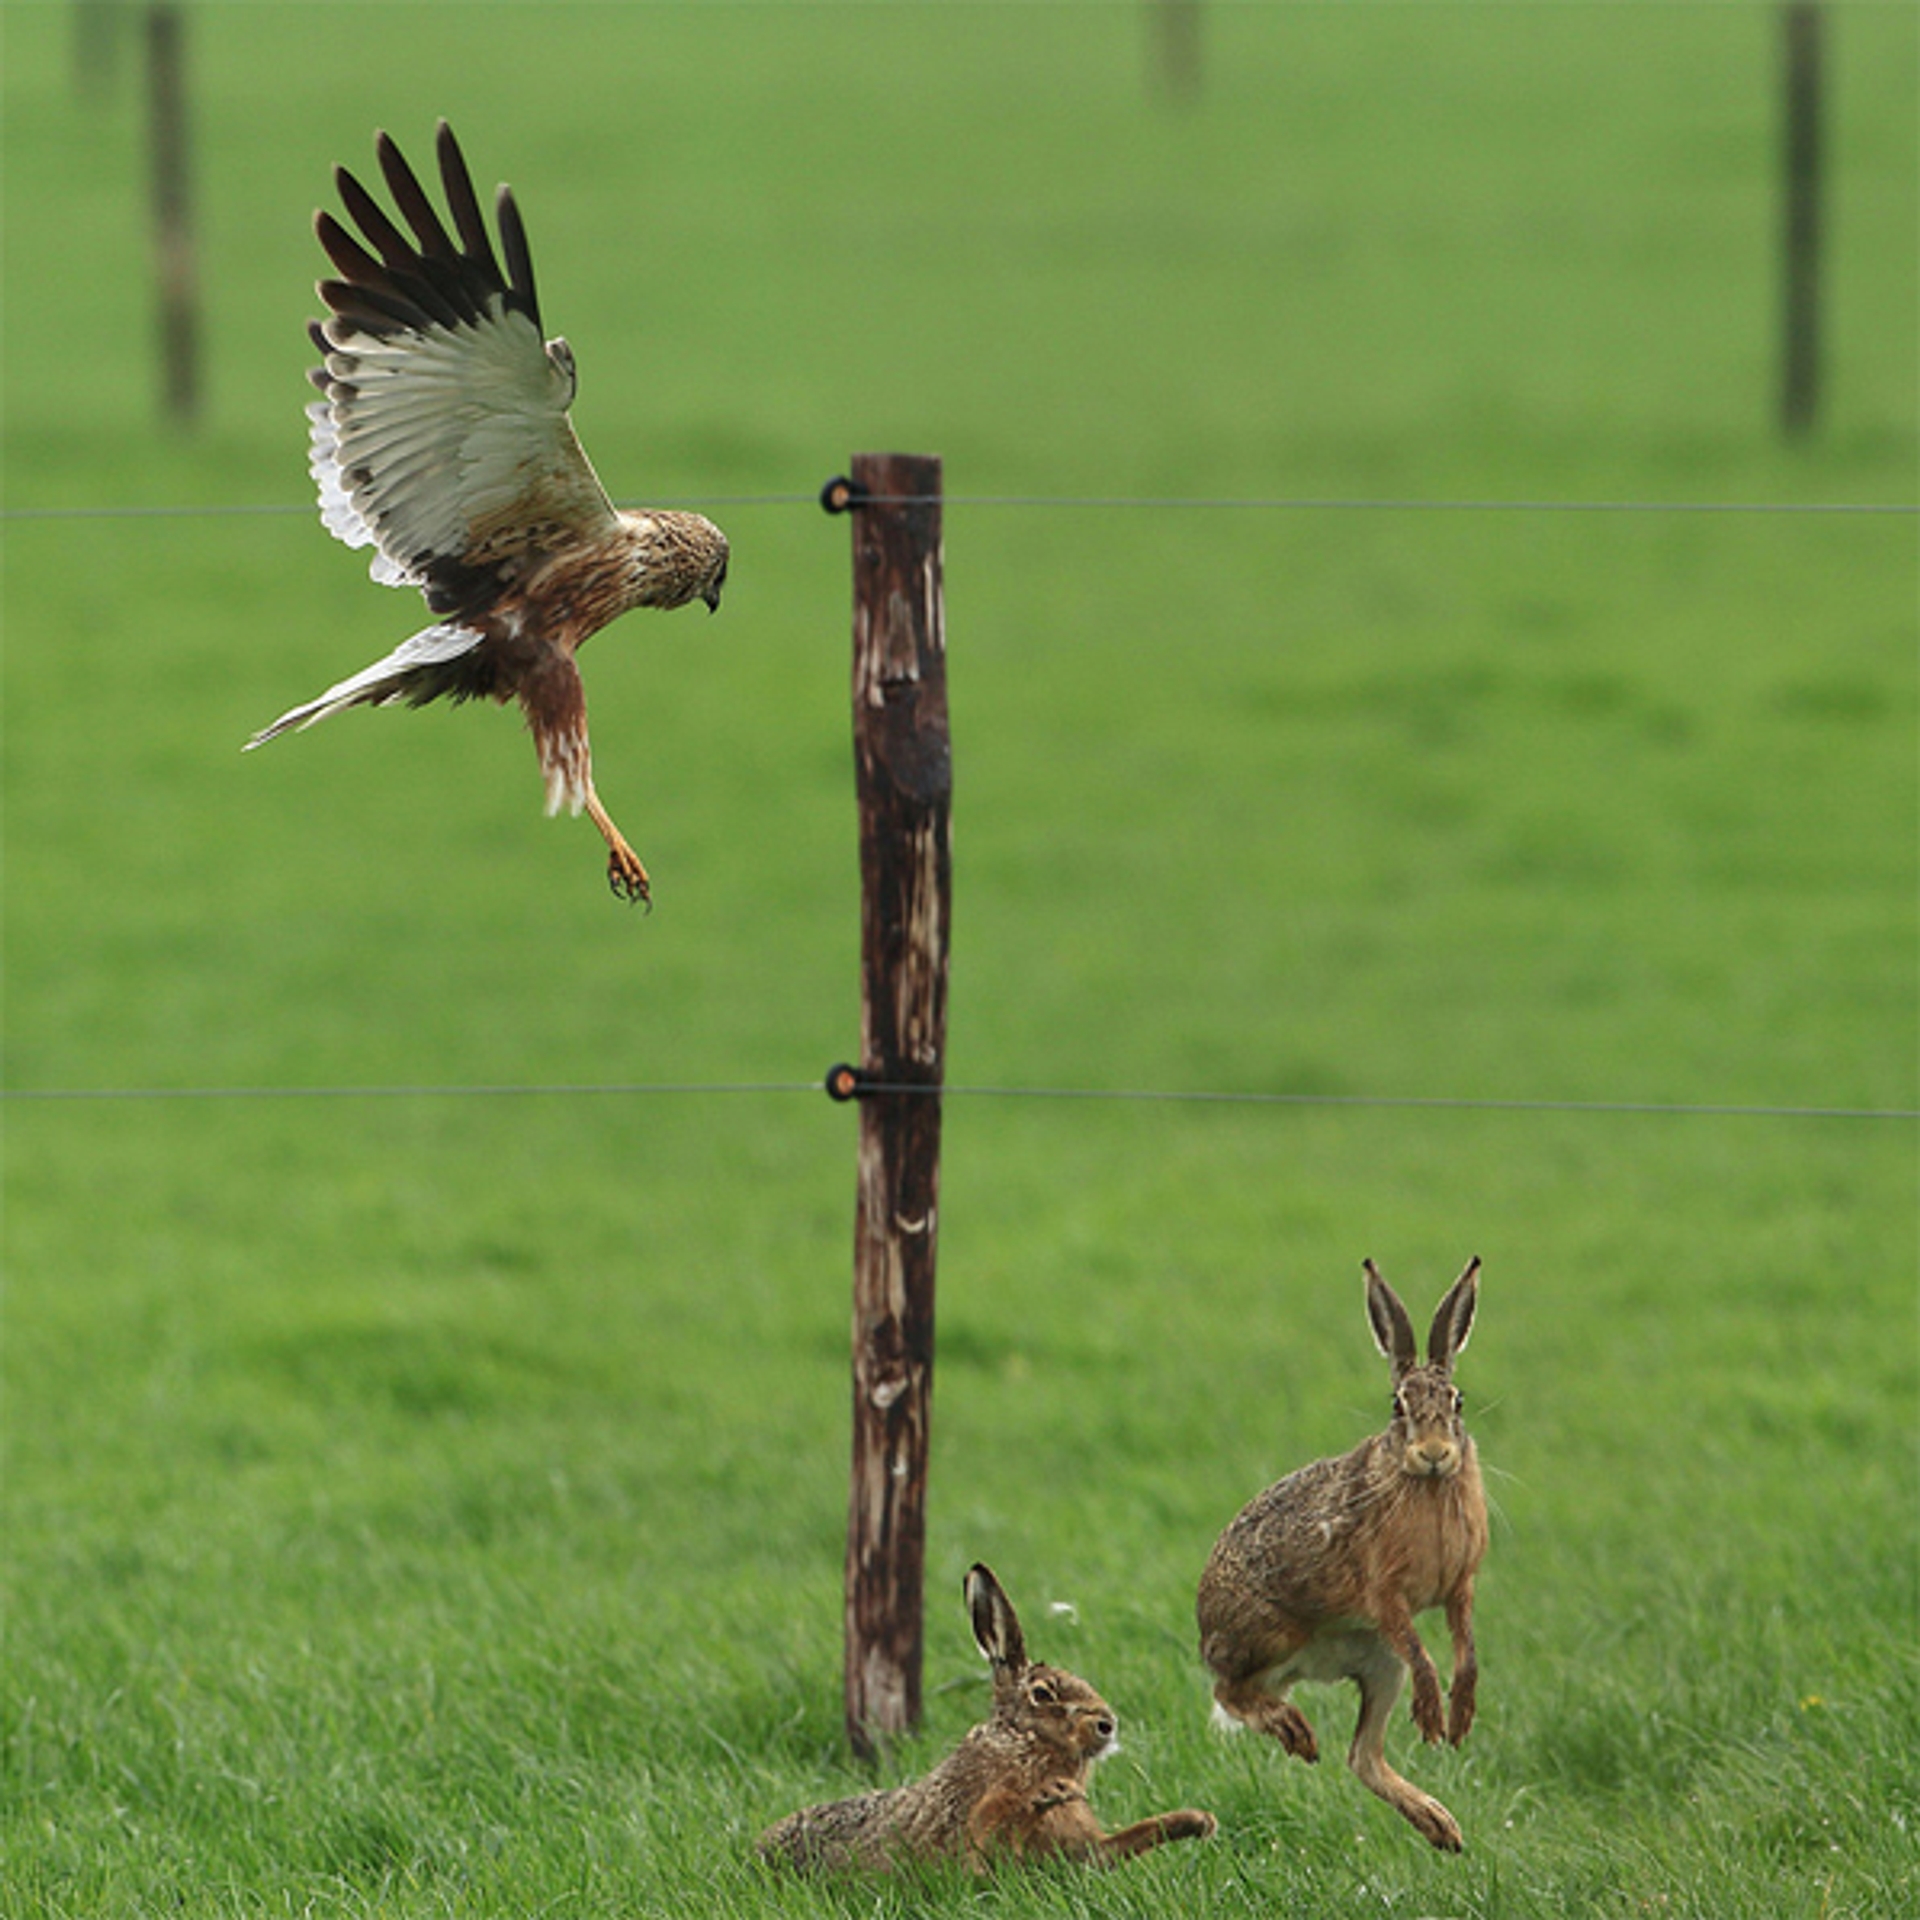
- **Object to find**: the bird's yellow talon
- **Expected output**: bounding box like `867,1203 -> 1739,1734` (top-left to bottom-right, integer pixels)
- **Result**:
607,853 -> 651,907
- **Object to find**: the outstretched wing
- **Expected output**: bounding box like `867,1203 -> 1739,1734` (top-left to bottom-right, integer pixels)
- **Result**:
308,121 -> 619,613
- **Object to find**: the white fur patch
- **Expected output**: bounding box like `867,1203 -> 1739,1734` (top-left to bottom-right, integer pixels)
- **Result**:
1210,1700 -> 1250,1736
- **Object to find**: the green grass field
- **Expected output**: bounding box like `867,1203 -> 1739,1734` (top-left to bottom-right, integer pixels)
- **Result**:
3,3 -> 1915,1915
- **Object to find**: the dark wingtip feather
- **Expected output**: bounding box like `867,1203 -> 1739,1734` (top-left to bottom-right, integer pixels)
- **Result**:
315,208 -> 391,286
311,126 -> 534,366
317,275 -> 434,336
376,129 -> 457,261
316,193 -> 472,334
434,122 -> 504,291
335,164 -> 419,273
410,251 -> 484,328
495,186 -> 541,326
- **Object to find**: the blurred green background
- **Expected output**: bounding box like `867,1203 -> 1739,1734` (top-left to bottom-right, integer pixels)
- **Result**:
3,3 -> 1914,1916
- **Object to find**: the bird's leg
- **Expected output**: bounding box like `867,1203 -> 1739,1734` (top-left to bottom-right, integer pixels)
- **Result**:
583,787 -> 651,906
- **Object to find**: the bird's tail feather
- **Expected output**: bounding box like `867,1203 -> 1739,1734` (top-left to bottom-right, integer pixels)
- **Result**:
245,622 -> 487,747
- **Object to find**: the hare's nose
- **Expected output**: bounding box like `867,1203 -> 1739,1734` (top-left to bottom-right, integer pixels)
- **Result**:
1094,1715 -> 1116,1742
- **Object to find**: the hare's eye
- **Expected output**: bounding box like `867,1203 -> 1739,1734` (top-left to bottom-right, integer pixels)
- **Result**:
1452,1389 -> 1464,1414
1028,1680 -> 1056,1706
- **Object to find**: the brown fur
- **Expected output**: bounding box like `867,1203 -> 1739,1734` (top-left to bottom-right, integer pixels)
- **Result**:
1196,1258 -> 1488,1852
758,1565 -> 1216,1874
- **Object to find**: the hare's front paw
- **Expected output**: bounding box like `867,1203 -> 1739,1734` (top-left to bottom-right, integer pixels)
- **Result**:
1031,1779 -> 1087,1815
1275,1701 -> 1320,1760
1410,1671 -> 1447,1744
1211,1691 -> 1319,1759
1446,1682 -> 1476,1746
1235,1698 -> 1320,1759
1166,1810 -> 1219,1842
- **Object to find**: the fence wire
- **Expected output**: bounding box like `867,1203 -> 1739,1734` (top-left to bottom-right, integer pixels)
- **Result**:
1,1079 -> 1910,1122
5,494 -> 1918,524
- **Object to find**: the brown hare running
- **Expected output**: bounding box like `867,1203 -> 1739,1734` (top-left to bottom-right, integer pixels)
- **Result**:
1197,1258 -> 1488,1852
759,1563 -> 1218,1873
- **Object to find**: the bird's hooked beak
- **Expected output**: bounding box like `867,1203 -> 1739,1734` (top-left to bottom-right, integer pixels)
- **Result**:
701,585 -> 722,614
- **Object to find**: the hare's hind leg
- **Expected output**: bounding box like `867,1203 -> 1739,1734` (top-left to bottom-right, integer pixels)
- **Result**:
1210,1675 -> 1319,1761
1346,1641 -> 1464,1853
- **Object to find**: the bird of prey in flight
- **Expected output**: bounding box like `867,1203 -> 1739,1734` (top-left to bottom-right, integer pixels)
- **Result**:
247,122 -> 729,905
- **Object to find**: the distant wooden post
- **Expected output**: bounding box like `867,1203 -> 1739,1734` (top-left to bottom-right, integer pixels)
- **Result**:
1152,0 -> 1202,101
1780,3 -> 1824,437
826,454 -> 952,1759
145,1 -> 200,426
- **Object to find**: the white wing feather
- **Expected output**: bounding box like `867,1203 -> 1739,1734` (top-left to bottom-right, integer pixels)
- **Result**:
307,399 -> 417,587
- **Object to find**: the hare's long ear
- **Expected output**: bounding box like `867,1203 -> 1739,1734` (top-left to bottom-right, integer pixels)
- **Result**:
965,1564 -> 1027,1674
1364,1260 -> 1419,1377
1427,1257 -> 1481,1371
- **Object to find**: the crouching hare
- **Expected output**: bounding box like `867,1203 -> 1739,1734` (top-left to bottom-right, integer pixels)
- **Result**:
759,1563 -> 1218,1873
1197,1258 -> 1488,1852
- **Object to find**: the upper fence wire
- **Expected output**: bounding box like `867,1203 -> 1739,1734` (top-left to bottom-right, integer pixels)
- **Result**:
3,493 -> 1916,521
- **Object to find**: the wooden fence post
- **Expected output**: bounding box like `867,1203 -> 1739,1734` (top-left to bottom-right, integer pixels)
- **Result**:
1780,2 -> 1824,438
145,1 -> 200,427
1152,0 -> 1202,102
831,453 -> 951,1759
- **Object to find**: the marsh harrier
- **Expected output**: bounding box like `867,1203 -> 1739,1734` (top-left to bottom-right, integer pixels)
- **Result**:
247,123 -> 728,904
